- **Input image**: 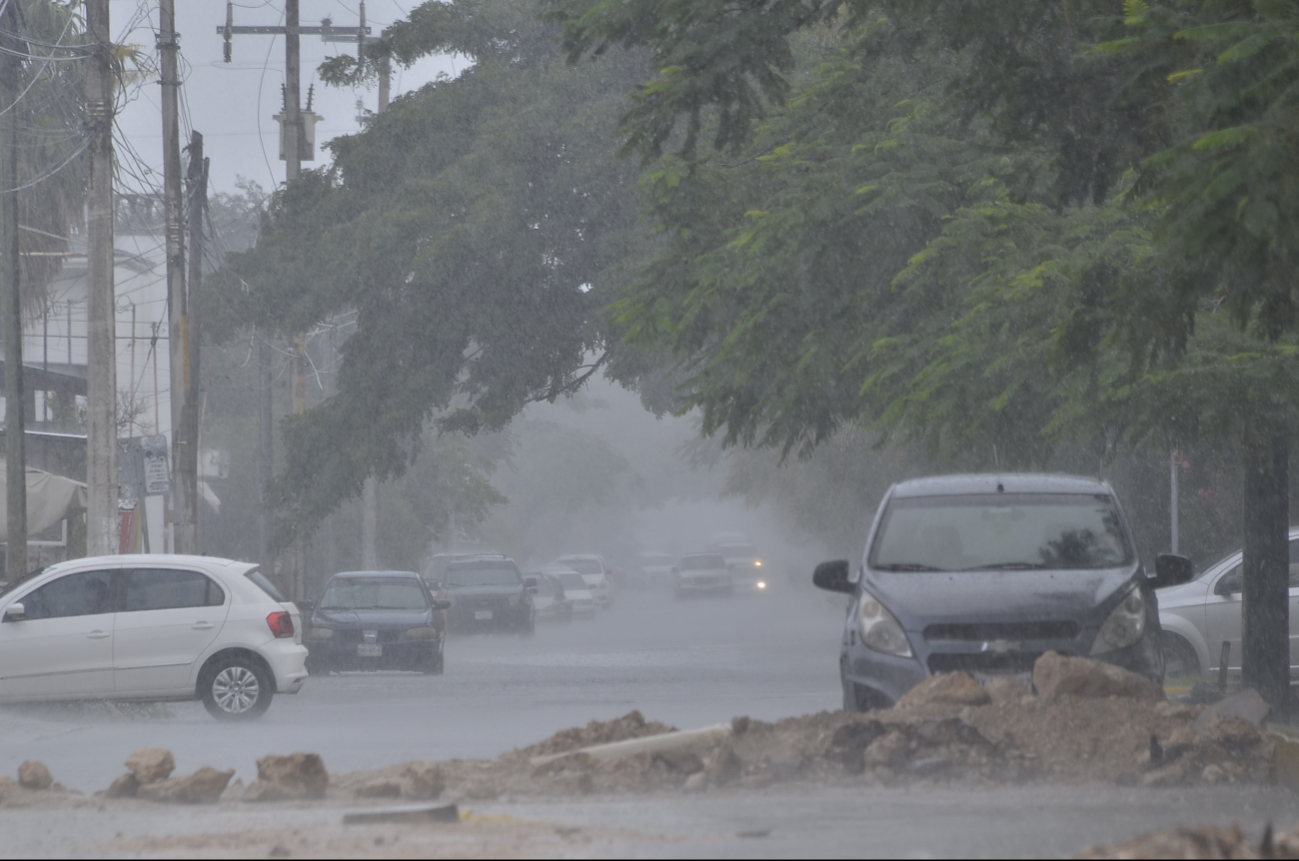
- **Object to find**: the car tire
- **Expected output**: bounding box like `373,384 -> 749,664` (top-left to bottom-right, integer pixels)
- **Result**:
844,681 -> 892,714
1162,633 -> 1201,677
519,615 -> 536,637
201,654 -> 274,721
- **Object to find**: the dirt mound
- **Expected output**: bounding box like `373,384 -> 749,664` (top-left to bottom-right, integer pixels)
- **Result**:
331,659 -> 1278,801
1077,822 -> 1299,858
518,710 -> 677,758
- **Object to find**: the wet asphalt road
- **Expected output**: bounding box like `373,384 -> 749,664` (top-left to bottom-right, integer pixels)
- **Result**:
0,580 -> 845,793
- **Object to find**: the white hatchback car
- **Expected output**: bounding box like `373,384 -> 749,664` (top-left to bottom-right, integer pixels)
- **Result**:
1159,528 -> 1299,678
674,553 -> 732,598
0,554 -> 307,720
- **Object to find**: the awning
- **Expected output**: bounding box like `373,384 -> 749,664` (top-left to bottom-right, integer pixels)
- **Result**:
0,463 -> 87,541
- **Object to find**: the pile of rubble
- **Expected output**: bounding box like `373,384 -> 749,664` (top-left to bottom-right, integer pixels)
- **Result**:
1078,823 -> 1299,859
0,653 -> 1282,807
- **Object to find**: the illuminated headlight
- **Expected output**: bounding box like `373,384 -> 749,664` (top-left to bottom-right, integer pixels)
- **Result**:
858,595 -> 913,658
754,560 -> 762,567
1091,587 -> 1146,655
757,581 -> 767,590
405,626 -> 441,641
305,628 -> 334,641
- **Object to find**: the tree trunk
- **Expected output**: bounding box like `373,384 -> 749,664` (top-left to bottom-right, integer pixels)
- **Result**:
1241,424 -> 1289,716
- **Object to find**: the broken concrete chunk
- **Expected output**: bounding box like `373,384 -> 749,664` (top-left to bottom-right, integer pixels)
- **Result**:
243,753 -> 328,802
1193,688 -> 1270,735
17,761 -> 52,790
136,767 -> 234,804
1032,652 -> 1164,702
400,762 -> 444,800
125,748 -> 175,784
102,773 -> 139,799
354,779 -> 403,799
342,803 -> 459,825
895,672 -> 990,710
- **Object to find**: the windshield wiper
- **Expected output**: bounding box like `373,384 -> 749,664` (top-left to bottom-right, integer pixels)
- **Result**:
970,561 -> 1049,570
875,563 -> 943,572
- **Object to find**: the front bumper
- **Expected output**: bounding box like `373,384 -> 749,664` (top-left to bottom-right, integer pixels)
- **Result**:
679,575 -> 730,592
842,625 -> 1164,707
305,637 -> 440,671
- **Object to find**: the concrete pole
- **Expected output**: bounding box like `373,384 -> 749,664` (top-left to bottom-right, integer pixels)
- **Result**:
0,11 -> 26,576
161,0 -> 195,555
186,133 -> 207,552
84,0 -> 118,556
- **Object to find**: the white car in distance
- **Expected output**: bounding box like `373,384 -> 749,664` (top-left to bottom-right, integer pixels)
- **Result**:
549,568 -> 597,619
554,555 -> 613,609
674,553 -> 733,599
0,554 -> 307,720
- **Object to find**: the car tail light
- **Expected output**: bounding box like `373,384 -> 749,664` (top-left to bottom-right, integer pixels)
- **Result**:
267,611 -> 295,638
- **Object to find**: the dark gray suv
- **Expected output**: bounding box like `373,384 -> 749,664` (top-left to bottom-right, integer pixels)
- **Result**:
814,474 -> 1192,711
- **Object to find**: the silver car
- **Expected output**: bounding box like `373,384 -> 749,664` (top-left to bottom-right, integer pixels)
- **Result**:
1158,527 -> 1299,677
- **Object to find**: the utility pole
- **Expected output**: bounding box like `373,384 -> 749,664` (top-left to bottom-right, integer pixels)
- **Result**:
85,0 -> 117,556
161,0 -> 195,555
0,3 -> 25,576
185,132 -> 208,552
219,0 -> 373,596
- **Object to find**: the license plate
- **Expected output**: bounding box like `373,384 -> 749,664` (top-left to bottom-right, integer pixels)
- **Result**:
357,644 -> 382,657
475,610 -> 493,620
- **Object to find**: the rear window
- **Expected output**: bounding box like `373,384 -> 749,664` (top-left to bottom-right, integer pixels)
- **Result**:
557,572 -> 587,592
680,555 -> 726,571
870,493 -> 1133,572
446,561 -> 521,587
245,569 -> 287,602
320,578 -> 429,610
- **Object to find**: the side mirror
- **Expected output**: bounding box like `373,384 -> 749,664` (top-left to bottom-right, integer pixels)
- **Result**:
1150,553 -> 1194,590
523,577 -> 538,589
812,560 -> 854,595
3,602 -> 25,621
1214,569 -> 1243,598
433,599 -> 452,611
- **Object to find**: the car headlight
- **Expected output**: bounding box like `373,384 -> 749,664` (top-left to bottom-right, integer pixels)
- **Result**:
757,581 -> 767,590
755,560 -> 762,567
405,626 -> 441,641
305,627 -> 334,641
1091,587 -> 1146,655
858,595 -> 912,658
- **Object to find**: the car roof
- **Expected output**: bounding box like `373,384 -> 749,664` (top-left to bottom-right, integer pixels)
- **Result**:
330,570 -> 422,579
889,473 -> 1113,498
682,553 -> 725,561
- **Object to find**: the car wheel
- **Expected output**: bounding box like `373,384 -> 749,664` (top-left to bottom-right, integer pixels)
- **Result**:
422,645 -> 445,675
201,654 -> 273,721
844,681 -> 892,714
1162,633 -> 1201,677
519,615 -> 536,637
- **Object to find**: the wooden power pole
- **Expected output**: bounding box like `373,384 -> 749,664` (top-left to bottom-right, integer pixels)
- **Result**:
0,3 -> 25,576
84,0 -> 117,556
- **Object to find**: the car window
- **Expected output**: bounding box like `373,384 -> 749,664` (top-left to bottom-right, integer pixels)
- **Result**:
124,569 -> 224,612
560,558 -> 603,576
558,572 -> 587,592
21,570 -> 116,619
320,578 -> 429,610
245,568 -> 287,603
870,493 -> 1133,572
0,566 -> 45,601
532,576 -> 556,596
446,562 -> 521,587
681,555 -> 726,570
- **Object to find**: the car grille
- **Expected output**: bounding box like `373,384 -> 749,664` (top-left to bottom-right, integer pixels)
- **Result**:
456,596 -> 510,610
923,621 -> 1079,643
927,653 -> 1042,675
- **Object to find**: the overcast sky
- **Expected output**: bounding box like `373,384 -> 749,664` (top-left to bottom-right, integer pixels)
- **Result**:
113,0 -> 458,197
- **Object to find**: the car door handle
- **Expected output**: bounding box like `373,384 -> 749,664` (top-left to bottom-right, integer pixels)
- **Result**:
191,622 -> 215,630
87,630 -> 110,639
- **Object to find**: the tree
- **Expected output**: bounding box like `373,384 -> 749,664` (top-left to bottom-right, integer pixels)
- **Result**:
222,0 -> 649,544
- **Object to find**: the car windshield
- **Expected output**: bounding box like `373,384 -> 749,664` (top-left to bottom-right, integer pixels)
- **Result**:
560,558 -> 603,576
319,578 -> 428,610
681,555 -> 726,570
557,572 -> 588,592
715,544 -> 757,558
446,562 -> 521,587
870,493 -> 1133,572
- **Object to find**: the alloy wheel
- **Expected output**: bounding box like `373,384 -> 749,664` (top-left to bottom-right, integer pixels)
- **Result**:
212,666 -> 261,714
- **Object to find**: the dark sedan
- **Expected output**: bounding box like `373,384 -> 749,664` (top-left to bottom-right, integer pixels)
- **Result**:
444,557 -> 535,635
814,474 -> 1193,711
302,571 -> 450,674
